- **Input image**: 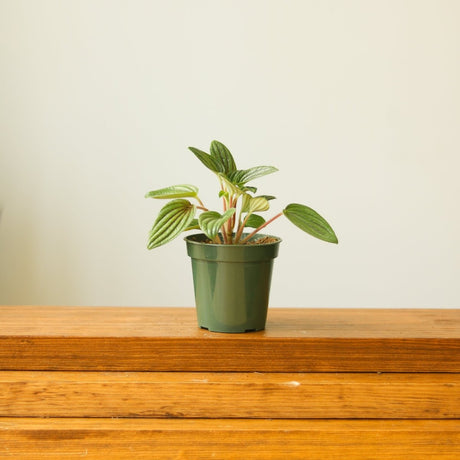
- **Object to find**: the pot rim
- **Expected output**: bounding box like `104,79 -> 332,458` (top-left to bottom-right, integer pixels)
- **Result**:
184,233 -> 282,247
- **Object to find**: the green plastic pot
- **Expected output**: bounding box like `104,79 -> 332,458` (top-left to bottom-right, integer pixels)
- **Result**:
185,233 -> 281,333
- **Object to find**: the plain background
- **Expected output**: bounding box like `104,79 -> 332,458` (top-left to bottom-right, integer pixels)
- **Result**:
1,0 -> 459,308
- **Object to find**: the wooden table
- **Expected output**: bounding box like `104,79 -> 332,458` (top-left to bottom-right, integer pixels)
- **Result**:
0,307 -> 459,459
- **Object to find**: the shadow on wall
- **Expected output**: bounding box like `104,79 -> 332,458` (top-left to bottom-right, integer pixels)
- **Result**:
0,206 -> 39,304
0,205 -> 75,305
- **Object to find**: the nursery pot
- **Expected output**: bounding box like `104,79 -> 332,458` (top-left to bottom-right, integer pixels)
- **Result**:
185,233 -> 281,333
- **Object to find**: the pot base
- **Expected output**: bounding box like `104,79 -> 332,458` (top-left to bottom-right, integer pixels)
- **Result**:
200,325 -> 263,334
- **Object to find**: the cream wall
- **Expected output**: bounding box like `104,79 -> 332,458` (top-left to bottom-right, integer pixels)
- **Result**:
1,0 -> 459,308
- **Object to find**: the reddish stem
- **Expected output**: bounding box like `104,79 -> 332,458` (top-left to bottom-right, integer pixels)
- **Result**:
234,213 -> 250,243
240,212 -> 283,244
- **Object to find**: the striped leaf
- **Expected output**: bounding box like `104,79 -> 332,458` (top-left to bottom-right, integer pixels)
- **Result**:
241,194 -> 270,214
198,209 -> 236,240
147,199 -> 196,249
227,166 -> 278,185
188,146 -> 222,173
283,203 -> 338,244
145,184 -> 198,200
184,218 -> 200,231
248,196 -> 270,213
241,193 -> 251,213
210,140 -> 237,174
219,173 -> 244,197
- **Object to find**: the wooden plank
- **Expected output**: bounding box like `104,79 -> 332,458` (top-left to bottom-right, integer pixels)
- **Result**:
1,418 -> 459,459
2,336 -> 459,372
0,371 -> 459,419
1,306 -> 459,338
0,307 -> 459,372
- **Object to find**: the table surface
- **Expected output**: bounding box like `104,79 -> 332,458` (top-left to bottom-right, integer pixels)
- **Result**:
1,306 -> 459,458
1,306 -> 459,372
1,306 -> 459,338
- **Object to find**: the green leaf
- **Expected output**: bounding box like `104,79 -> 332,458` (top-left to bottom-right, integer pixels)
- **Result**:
198,209 -> 236,240
210,140 -> 237,174
259,195 -> 276,201
219,173 -> 244,197
188,146 -> 221,173
242,185 -> 257,194
184,218 -> 200,231
147,199 -> 196,249
241,193 -> 251,213
245,214 -> 265,229
227,166 -> 278,185
248,196 -> 270,213
241,194 -> 270,214
283,203 -> 338,244
145,184 -> 198,200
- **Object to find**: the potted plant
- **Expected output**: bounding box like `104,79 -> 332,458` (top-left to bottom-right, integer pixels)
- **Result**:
146,140 -> 338,333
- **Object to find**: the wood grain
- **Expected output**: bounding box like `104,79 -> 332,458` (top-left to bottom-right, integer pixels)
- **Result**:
1,418 -> 459,459
1,371 -> 458,419
2,306 -> 459,337
1,307 -> 459,458
1,307 -> 459,372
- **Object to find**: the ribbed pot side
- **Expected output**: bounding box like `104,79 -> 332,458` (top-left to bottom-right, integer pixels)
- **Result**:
185,234 -> 281,333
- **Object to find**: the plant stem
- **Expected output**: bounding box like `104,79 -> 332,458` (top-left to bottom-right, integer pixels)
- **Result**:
195,196 -> 206,209
236,208 -> 243,235
229,196 -> 236,234
227,196 -> 238,244
197,205 -> 208,212
234,213 -> 251,243
240,212 -> 283,244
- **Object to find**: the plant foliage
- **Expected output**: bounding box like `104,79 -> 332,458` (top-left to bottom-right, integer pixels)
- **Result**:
146,140 -> 338,247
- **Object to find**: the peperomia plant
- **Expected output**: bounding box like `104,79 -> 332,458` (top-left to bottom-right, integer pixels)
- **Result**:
146,140 -> 338,248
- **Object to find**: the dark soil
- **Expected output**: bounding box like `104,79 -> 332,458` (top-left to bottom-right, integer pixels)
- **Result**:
201,235 -> 279,245
245,236 -> 279,245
